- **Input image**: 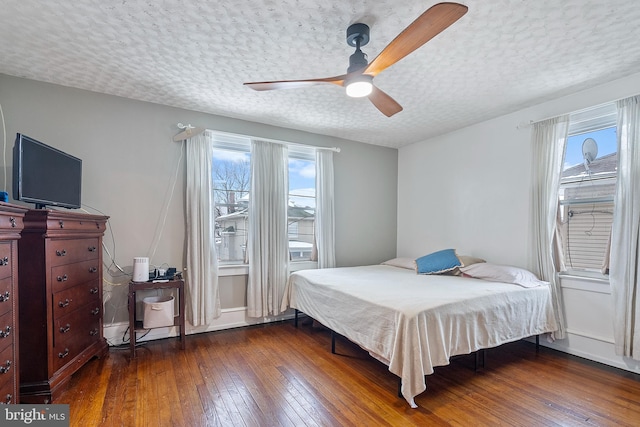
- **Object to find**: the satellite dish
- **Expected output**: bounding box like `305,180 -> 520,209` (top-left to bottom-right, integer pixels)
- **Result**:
582,137 -> 598,172
582,138 -> 598,163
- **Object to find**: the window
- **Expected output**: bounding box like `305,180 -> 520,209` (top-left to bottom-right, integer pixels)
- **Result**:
212,143 -> 250,264
287,150 -> 316,263
558,103 -> 617,277
211,132 -> 316,266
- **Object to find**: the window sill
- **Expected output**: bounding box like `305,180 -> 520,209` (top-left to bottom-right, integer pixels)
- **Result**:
217,261 -> 319,277
218,264 -> 249,277
559,272 -> 609,284
290,261 -> 318,272
559,273 -> 611,295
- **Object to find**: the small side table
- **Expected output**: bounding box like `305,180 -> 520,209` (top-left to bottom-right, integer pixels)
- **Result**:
128,279 -> 185,358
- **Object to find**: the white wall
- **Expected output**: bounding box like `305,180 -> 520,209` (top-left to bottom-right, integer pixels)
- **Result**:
397,71 -> 640,374
0,74 -> 398,340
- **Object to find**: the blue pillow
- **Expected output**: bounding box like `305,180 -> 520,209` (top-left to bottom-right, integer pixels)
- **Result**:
416,249 -> 461,275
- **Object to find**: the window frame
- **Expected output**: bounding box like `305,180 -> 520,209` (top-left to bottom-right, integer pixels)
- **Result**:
558,103 -> 617,280
210,130 -> 318,271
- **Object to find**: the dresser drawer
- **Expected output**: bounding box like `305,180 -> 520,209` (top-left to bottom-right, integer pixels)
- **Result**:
0,213 -> 22,233
53,280 -> 100,320
53,302 -> 101,348
48,238 -> 100,267
0,381 -> 14,404
0,311 -> 14,353
0,243 -> 12,281
53,311 -> 101,372
46,217 -> 105,233
0,344 -> 14,391
0,278 -> 12,318
51,259 -> 101,292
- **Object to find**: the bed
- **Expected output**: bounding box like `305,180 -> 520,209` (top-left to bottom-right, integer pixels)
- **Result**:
281,262 -> 558,408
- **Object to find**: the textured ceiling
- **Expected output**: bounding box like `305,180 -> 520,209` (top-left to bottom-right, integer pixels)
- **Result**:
2,1 -> 640,148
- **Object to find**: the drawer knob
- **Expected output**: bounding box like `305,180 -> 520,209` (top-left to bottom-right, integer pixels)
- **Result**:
0,292 -> 9,302
3,394 -> 11,404
59,220 -> 64,228
90,287 -> 99,295
88,246 -> 97,252
0,360 -> 11,374
89,328 -> 99,336
9,217 -> 16,228
89,266 -> 98,273
0,326 -> 11,338
56,249 -> 67,257
59,324 -> 71,334
58,349 -> 69,359
57,274 -> 68,282
58,299 -> 71,308
91,307 -> 100,315
0,257 -> 8,266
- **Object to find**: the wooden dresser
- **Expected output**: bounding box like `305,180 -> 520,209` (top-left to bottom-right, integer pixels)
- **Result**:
18,209 -> 109,403
0,203 -> 27,405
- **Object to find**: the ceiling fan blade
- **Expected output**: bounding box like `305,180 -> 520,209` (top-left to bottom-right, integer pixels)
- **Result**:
365,2 -> 468,77
244,75 -> 348,91
368,85 -> 403,117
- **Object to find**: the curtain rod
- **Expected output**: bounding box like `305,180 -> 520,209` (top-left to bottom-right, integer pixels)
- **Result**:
173,123 -> 205,141
518,96 -> 630,130
173,123 -> 341,153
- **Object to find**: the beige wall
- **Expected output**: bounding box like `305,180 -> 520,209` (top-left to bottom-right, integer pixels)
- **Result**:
0,74 -> 398,327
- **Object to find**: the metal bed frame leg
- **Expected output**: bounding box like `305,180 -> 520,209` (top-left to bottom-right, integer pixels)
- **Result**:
398,378 -> 402,398
331,330 -> 336,354
536,334 -> 540,352
294,309 -> 299,328
474,349 -> 486,372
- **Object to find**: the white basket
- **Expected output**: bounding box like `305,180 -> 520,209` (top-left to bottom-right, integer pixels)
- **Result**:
142,295 -> 175,328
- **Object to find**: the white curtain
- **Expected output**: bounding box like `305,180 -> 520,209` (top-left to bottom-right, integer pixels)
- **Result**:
247,140 -> 289,317
530,116 -> 569,340
185,131 -> 221,326
611,95 -> 640,359
315,150 -> 336,268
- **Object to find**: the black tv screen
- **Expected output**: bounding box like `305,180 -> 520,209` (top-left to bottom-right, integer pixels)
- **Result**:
12,133 -> 82,209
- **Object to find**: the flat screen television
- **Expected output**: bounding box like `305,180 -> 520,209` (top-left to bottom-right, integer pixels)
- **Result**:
12,133 -> 82,209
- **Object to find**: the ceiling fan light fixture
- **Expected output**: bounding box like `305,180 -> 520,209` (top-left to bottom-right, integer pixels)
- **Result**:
345,74 -> 373,98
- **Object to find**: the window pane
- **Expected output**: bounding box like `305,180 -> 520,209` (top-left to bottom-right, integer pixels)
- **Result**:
559,124 -> 617,274
559,201 -> 613,271
562,127 -> 616,177
288,157 -> 315,262
213,148 -> 317,265
213,148 -> 250,264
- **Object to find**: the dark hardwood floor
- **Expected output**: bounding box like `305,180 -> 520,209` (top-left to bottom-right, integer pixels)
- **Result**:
57,320 -> 640,426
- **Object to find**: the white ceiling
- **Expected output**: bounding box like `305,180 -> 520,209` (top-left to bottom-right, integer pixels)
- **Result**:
2,1 -> 640,148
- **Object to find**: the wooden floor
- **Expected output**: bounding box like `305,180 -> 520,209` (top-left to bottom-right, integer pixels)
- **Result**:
57,320 -> 640,426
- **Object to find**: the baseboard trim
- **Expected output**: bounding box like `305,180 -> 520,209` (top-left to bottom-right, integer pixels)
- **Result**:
538,331 -> 640,375
104,306 -> 294,347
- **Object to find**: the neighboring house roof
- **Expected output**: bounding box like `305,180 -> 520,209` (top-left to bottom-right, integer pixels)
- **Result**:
289,241 -> 313,250
216,206 -> 314,221
216,209 -> 248,221
287,206 -> 314,219
562,152 -> 617,179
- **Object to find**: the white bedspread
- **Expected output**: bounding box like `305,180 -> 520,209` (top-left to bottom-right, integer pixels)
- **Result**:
281,265 -> 558,408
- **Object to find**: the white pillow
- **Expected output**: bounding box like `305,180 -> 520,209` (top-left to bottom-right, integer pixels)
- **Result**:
458,255 -> 486,267
448,255 -> 486,276
381,257 -> 417,271
459,263 -> 548,288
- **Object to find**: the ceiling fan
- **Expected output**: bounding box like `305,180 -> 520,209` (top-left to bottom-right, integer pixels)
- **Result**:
243,2 -> 468,117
